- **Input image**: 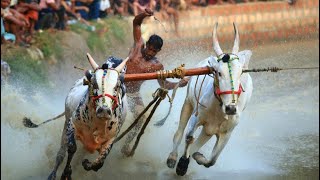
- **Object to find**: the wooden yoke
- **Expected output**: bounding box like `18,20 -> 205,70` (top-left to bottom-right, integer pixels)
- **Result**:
124,65 -> 212,82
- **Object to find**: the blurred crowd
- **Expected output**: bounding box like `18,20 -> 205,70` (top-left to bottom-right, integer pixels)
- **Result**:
1,0 -> 295,47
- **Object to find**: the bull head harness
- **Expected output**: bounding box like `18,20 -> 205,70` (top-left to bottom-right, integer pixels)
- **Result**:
213,53 -> 244,105
88,69 -> 120,111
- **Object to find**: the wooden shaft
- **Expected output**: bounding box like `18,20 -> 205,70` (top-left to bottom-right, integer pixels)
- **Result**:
124,67 -> 211,82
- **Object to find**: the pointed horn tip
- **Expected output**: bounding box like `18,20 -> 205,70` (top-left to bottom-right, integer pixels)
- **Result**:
23,117 -> 38,128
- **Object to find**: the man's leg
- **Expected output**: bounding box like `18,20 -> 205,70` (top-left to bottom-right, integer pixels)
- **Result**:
121,93 -> 146,156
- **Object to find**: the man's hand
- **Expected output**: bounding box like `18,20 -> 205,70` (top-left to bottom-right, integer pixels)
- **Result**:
178,77 -> 190,87
144,8 -> 153,16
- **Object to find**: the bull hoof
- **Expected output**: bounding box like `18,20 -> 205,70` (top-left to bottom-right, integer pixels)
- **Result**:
91,161 -> 104,172
82,159 -> 92,171
167,152 -> 177,168
192,152 -> 204,165
82,159 -> 104,171
176,156 -> 190,176
47,172 -> 56,180
167,158 -> 176,169
61,167 -> 72,180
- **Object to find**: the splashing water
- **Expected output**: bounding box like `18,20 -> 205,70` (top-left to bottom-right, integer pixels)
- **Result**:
1,39 -> 319,180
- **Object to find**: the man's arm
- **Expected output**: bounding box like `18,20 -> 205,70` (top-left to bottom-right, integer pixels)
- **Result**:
158,77 -> 189,90
132,8 -> 153,44
7,9 -> 28,27
19,2 -> 41,11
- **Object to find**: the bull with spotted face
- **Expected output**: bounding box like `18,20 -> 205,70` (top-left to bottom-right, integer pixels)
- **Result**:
23,53 -> 128,180
166,22 -> 253,176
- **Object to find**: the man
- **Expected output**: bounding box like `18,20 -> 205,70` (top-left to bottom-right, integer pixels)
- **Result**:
121,8 -> 188,156
36,0 -> 66,30
159,0 -> 180,36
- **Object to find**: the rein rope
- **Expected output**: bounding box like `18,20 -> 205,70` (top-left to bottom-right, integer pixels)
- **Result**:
114,88 -> 169,156
114,65 -> 187,155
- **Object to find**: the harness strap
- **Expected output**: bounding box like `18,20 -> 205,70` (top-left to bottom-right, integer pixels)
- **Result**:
90,93 -> 118,111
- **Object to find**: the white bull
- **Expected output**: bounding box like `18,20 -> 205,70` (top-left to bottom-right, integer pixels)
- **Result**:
166,22 -> 253,176
23,54 -> 128,180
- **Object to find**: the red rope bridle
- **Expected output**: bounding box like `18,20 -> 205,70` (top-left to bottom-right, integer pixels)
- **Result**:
89,69 -> 119,111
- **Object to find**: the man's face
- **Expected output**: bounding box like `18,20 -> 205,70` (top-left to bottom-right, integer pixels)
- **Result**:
144,44 -> 160,60
1,0 -> 11,8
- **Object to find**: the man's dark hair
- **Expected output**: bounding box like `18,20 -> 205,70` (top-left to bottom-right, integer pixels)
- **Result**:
146,34 -> 163,50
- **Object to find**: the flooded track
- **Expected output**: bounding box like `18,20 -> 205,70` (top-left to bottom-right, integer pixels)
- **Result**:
1,39 -> 319,180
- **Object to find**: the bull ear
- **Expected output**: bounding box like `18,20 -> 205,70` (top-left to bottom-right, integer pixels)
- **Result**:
237,50 -> 252,70
83,70 -> 92,85
208,55 -> 219,71
115,57 -> 129,73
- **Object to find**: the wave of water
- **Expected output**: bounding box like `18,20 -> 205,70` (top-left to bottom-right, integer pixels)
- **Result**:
1,39 -> 319,180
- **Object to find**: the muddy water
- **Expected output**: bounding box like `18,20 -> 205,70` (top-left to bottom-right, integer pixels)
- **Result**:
1,39 -> 319,180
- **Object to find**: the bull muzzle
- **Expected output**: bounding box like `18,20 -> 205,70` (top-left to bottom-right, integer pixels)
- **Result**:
225,105 -> 237,115
96,105 -> 112,119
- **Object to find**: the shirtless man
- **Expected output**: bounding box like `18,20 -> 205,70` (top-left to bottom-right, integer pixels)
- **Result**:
121,8 -> 188,156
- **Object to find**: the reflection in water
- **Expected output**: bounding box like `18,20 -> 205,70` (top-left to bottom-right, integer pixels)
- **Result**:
1,39 -> 319,180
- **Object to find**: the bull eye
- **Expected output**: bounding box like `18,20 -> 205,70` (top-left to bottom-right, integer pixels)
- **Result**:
218,72 -> 222,77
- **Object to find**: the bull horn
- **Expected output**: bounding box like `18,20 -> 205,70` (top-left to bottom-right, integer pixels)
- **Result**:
212,22 -> 223,57
232,22 -> 240,54
115,57 -> 129,73
86,53 -> 99,70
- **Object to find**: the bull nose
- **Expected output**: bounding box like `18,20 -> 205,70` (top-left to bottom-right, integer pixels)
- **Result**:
225,105 -> 237,115
96,106 -> 111,118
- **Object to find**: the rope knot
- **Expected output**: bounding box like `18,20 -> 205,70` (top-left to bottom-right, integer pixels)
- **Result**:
156,64 -> 186,80
153,88 -> 168,100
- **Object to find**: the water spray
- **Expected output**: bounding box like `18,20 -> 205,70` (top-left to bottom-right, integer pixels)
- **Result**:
154,16 -> 168,33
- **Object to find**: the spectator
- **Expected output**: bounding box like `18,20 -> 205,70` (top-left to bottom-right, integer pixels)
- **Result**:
87,0 -> 100,20
61,0 -> 93,28
36,0 -> 66,30
112,0 -> 125,17
159,0 -> 180,36
1,13 -> 16,44
132,0 -> 155,16
1,0 -> 30,46
99,0 -> 111,18
74,0 -> 91,20
15,0 -> 41,43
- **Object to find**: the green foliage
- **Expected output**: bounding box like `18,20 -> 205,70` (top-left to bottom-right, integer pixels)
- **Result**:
3,49 -> 49,89
107,19 -> 126,42
34,31 -> 63,59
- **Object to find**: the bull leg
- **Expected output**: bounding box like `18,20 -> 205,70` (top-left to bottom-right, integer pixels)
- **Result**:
167,100 -> 193,169
194,132 -> 231,168
191,128 -> 212,166
61,120 -> 77,180
48,119 -> 69,180
176,113 -> 199,176
82,138 -> 114,171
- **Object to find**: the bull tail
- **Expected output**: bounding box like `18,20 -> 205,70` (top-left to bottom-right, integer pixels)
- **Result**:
23,112 -> 65,128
